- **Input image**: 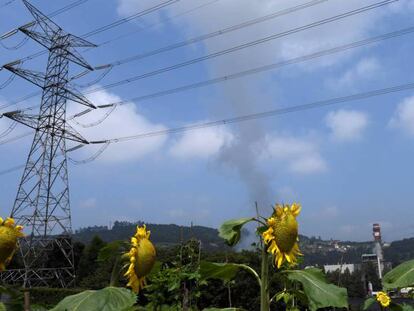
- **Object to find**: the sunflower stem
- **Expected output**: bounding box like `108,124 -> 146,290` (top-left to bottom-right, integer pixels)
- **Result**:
260,244 -> 270,311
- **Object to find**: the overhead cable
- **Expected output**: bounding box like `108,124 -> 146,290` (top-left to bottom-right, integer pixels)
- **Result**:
81,25 -> 414,109
5,24 -> 414,113
0,71 -> 16,89
85,0 -> 398,94
0,90 -> 41,110
0,164 -> 25,176
15,0 -> 180,63
68,142 -> 110,164
82,0 -> 179,38
0,131 -> 32,145
89,81 -> 414,144
0,0 -> 91,41
93,0 -> 222,51
101,0 -> 329,68
69,104 -> 117,128
0,0 -> 16,9
0,36 -> 29,50
0,121 -> 17,138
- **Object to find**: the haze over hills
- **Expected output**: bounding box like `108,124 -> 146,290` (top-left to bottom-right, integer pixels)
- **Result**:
74,221 -> 414,266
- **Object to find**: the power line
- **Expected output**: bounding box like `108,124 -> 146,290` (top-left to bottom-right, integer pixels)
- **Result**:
48,0 -> 91,18
0,90 -> 41,110
0,131 -> 32,145
101,0 -> 329,68
0,0 -> 16,9
90,81 -> 414,144
68,142 -> 111,164
2,0 -> 327,106
0,164 -> 25,176
82,0 -> 179,38
80,25 -> 414,109
0,121 -> 17,138
14,0 -> 180,63
0,36 -> 30,50
6,24 -> 414,114
84,0 -> 397,95
5,81 -> 414,166
0,71 -> 16,89
0,0 -> 92,41
70,104 -> 117,128
94,0 -> 222,51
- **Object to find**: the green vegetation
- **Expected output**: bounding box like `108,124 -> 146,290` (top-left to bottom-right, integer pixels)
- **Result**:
1,219 -> 414,310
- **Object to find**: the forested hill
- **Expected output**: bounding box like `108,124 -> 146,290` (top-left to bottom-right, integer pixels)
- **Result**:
74,221 -> 226,251
74,221 -> 414,265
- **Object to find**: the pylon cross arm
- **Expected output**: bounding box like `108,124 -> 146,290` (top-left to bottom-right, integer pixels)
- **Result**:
3,111 -> 89,144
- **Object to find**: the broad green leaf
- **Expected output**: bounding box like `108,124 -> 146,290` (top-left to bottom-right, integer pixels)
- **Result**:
389,303 -> 404,311
383,259 -> 414,290
0,303 -> 6,311
50,287 -> 136,311
401,304 -> 414,311
200,261 -> 260,285
286,268 -> 348,311
219,217 -> 254,246
362,297 -> 376,310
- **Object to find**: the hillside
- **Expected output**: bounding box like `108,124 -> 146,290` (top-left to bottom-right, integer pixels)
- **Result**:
74,221 -> 227,251
74,221 -> 414,265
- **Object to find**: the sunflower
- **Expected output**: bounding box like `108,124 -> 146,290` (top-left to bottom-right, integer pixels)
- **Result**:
124,225 -> 156,293
262,203 -> 302,268
0,217 -> 24,271
376,291 -> 391,308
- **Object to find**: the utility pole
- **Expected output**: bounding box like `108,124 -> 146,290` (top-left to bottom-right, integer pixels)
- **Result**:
0,0 -> 95,288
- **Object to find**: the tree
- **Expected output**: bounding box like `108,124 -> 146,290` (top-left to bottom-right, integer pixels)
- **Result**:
76,235 -> 107,286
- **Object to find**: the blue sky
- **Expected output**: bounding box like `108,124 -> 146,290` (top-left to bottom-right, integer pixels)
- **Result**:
1,0 -> 414,241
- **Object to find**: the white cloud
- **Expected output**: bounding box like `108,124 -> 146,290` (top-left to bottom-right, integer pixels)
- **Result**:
169,125 -> 233,159
328,57 -> 381,89
68,89 -> 167,163
116,0 -> 408,75
325,109 -> 369,142
389,95 -> 414,136
262,134 -> 327,174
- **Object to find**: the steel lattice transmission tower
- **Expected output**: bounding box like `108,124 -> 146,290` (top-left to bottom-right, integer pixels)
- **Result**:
1,0 -> 96,287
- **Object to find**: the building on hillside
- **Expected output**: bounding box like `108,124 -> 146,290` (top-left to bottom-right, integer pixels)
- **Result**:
324,263 -> 360,274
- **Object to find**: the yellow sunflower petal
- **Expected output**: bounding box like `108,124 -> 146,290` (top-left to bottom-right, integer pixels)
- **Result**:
4,218 -> 15,227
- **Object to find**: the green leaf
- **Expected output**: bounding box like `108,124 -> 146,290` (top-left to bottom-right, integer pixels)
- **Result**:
203,308 -> 246,311
389,303 -> 404,311
286,268 -> 348,311
0,303 -> 6,311
400,304 -> 414,311
219,217 -> 255,246
200,261 -> 261,286
50,287 -> 136,311
98,240 -> 128,262
383,259 -> 414,290
362,297 -> 376,310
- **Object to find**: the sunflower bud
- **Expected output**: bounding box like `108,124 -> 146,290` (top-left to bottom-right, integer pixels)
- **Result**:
262,203 -> 302,268
0,217 -> 24,271
124,225 -> 156,293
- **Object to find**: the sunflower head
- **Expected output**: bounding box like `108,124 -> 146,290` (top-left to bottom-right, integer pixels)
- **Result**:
124,225 -> 156,293
262,203 -> 302,268
0,217 -> 24,271
376,291 -> 391,308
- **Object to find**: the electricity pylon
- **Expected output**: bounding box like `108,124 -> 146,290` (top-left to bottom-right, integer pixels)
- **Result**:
1,0 -> 95,287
